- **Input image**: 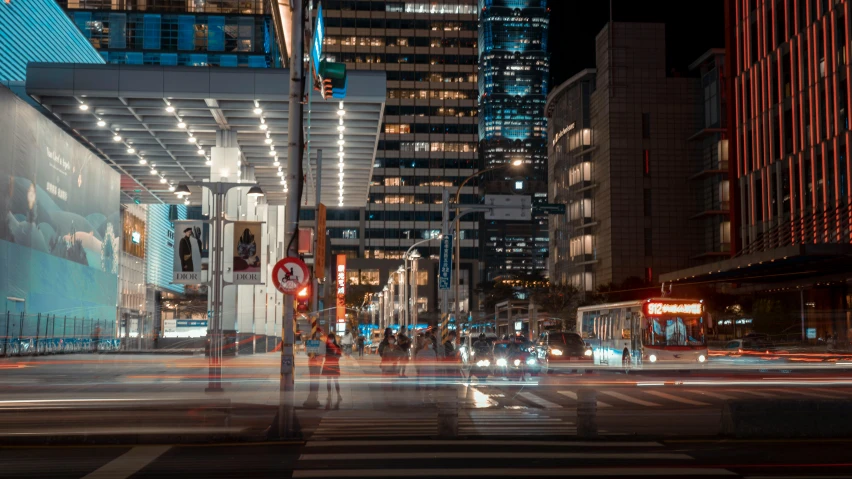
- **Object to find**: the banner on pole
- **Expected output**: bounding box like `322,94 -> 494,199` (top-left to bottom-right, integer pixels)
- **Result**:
315,203 -> 327,280
173,220 -> 205,284
336,254 -> 346,321
438,234 -> 453,290
233,221 -> 263,284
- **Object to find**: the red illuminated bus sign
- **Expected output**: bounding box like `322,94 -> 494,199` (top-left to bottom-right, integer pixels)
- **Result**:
644,302 -> 703,316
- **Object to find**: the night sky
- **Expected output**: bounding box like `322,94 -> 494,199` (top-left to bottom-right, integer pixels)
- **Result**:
548,0 -> 725,87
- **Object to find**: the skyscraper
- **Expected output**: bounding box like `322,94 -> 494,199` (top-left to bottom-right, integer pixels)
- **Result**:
478,0 -> 550,280
306,0 -> 482,319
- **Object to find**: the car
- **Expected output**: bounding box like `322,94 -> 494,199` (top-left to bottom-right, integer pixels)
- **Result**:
535,331 -> 593,373
492,338 -> 541,380
721,338 -> 774,353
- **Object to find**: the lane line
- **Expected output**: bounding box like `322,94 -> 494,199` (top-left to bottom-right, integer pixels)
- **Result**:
304,440 -> 667,448
518,392 -> 563,409
81,446 -> 170,479
643,390 -> 711,406
599,390 -> 661,407
684,390 -> 737,401
558,390 -> 613,408
293,467 -> 736,477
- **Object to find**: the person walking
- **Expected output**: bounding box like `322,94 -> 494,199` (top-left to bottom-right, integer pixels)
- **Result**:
356,334 -> 366,358
415,334 -> 438,390
341,330 -> 354,356
378,328 -> 401,390
396,329 -> 412,378
322,333 -> 343,409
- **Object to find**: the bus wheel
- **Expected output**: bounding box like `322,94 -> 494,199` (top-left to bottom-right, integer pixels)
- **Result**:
621,351 -> 631,370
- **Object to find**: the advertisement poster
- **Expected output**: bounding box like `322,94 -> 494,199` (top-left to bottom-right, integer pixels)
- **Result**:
0,87 -> 120,319
233,221 -> 263,284
172,220 -> 205,284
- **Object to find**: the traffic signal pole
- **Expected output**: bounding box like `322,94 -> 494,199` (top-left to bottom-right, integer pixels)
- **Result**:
279,0 -> 305,439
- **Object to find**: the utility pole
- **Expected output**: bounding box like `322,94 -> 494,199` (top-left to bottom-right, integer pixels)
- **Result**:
440,189 -> 449,331
279,0 -> 305,439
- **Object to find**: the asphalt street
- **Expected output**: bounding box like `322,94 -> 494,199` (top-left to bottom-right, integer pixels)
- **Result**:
3,439 -> 852,478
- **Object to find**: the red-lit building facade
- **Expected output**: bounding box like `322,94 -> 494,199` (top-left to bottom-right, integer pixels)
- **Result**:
663,0 -> 852,342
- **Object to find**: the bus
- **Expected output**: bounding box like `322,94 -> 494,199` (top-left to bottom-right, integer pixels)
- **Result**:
576,298 -> 708,367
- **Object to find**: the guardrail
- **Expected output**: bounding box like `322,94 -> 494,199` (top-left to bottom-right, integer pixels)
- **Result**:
1,312 -> 119,357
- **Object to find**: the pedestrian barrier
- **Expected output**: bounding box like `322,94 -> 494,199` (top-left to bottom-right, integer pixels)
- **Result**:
1,312 -> 122,357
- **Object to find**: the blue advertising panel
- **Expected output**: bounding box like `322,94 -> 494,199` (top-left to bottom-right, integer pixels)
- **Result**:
438,234 -> 453,290
311,3 -> 325,79
0,86 -> 120,320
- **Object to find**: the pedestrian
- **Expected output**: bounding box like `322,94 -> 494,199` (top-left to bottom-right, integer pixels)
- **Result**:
378,328 -> 401,388
357,334 -> 366,357
341,330 -> 354,356
415,334 -> 438,390
91,325 -> 101,353
396,329 -> 412,378
322,333 -> 343,409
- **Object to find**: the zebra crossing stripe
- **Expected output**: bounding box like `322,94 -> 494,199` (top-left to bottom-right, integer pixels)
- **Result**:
599,390 -> 661,407
558,390 -> 612,408
518,392 -> 563,409
643,390 -> 711,406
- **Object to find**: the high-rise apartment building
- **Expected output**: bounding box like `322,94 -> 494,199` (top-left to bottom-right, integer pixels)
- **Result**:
547,23 -> 701,291
478,0 -> 550,280
58,0 -> 278,68
306,0 -> 482,319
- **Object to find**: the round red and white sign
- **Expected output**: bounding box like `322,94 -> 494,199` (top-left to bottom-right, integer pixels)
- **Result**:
272,257 -> 311,294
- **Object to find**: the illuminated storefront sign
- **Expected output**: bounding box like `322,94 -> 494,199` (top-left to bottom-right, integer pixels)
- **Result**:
552,122 -> 575,146
336,254 -> 346,321
644,302 -> 703,316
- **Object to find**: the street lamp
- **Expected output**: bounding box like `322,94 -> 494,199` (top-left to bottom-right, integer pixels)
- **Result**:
401,235 -> 441,332
453,160 -> 524,326
174,180 -> 264,393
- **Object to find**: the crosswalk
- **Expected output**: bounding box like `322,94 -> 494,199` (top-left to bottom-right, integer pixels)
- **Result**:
292,440 -> 738,478
460,410 -> 576,436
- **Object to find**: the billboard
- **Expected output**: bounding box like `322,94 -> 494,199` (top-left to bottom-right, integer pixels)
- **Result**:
336,254 -> 346,321
172,220 -> 204,284
233,221 -> 263,284
0,86 -> 119,319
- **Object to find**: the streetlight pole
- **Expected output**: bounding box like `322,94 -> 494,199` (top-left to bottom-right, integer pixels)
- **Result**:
403,236 -> 440,331
453,161 -> 523,331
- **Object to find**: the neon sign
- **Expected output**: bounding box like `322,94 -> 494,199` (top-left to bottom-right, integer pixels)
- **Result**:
644,302 -> 703,316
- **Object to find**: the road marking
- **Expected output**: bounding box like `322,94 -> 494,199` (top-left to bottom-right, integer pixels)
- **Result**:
558,390 -> 613,408
303,440 -> 663,448
643,390 -> 711,406
686,390 -> 736,401
293,468 -> 736,477
727,389 -> 778,398
599,390 -> 661,407
786,389 -> 846,399
518,392 -> 563,409
300,452 -> 693,461
82,446 -> 170,479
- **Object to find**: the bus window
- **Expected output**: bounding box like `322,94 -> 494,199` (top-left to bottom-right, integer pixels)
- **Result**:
644,317 -> 706,347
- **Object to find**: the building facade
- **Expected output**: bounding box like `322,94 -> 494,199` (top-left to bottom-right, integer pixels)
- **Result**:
478,0 -> 550,280
303,0 -> 483,319
546,23 -> 702,291
58,0 -> 278,68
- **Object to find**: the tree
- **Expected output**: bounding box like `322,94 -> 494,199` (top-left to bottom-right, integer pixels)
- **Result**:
531,282 -> 582,331
477,280 -> 518,313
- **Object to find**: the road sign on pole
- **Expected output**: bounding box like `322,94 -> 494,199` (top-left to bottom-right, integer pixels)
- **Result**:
439,234 -> 453,290
272,257 -> 311,295
483,195 -> 532,220
533,203 -> 567,215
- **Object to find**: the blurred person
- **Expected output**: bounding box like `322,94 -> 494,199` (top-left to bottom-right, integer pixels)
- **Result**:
341,330 -> 354,356
378,329 -> 401,389
415,334 -> 438,390
357,334 -> 366,358
396,329 -> 412,378
91,325 -> 101,353
322,333 -> 343,409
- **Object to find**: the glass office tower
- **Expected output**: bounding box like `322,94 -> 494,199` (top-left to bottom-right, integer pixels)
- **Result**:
478,0 -> 550,280
57,0 -> 278,67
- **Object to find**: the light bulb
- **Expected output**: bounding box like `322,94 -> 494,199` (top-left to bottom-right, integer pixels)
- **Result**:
139,159 -> 147,165
150,169 -> 158,175
188,136 -> 197,143
177,122 -> 186,129
337,126 -> 345,132
166,105 -> 175,113
127,148 -> 135,154
159,177 -> 167,184
97,120 -> 106,127
337,140 -> 345,145
337,110 -> 345,116
205,160 -> 212,166
168,185 -> 176,192
273,161 -> 280,167
79,104 -> 89,111
265,138 -> 273,144
268,150 -> 276,156
253,107 -> 263,114
260,123 -> 268,130
113,135 -> 122,142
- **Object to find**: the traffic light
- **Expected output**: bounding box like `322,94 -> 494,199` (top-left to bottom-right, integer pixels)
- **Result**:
318,60 -> 347,100
296,286 -> 310,313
